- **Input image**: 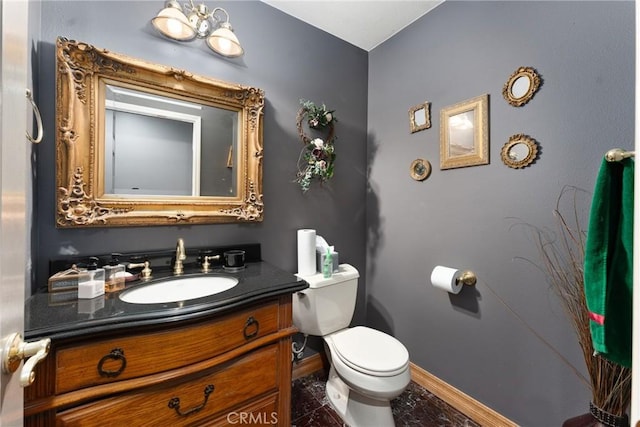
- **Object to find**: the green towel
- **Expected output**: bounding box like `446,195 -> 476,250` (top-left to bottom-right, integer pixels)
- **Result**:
584,157 -> 634,367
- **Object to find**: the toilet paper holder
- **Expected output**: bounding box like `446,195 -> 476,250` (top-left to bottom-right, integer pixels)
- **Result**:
457,270 -> 477,287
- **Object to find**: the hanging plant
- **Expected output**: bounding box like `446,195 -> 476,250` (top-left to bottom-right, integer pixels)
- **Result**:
295,99 -> 338,192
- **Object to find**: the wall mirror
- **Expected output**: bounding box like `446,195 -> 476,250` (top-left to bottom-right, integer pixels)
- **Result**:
409,102 -> 431,133
500,134 -> 538,169
502,66 -> 541,107
55,37 -> 264,227
409,158 -> 431,181
439,94 -> 489,170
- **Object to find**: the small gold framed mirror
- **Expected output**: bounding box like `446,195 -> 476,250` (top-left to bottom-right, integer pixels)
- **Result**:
501,134 -> 538,169
502,66 -> 541,107
410,158 -> 431,181
409,102 -> 431,133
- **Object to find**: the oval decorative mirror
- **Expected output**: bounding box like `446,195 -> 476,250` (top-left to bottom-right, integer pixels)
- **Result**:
55,38 -> 264,227
500,134 -> 538,169
409,158 -> 431,181
502,66 -> 542,107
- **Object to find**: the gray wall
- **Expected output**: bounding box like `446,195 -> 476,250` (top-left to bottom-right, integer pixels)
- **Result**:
367,1 -> 634,425
33,0 -> 369,325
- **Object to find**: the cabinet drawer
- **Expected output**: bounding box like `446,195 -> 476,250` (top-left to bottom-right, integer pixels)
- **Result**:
207,393 -> 279,426
56,302 -> 278,394
56,344 -> 278,426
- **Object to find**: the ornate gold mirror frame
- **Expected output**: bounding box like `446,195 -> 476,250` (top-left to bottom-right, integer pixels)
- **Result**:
502,66 -> 541,107
55,37 -> 264,227
439,94 -> 489,170
409,102 -> 431,133
500,134 -> 538,169
409,158 -> 431,181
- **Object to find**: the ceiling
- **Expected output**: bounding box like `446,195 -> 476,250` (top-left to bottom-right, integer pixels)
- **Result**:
260,1 -> 444,51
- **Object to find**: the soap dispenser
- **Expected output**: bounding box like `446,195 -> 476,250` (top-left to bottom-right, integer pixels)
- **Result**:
78,257 -> 105,299
104,253 -> 125,293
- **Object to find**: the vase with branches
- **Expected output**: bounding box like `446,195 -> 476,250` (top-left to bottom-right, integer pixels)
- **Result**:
530,186 -> 630,427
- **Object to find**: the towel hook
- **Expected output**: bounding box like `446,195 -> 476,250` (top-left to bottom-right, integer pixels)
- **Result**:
25,89 -> 43,144
605,148 -> 635,162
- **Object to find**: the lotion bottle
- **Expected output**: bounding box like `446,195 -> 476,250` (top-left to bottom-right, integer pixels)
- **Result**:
78,257 -> 105,299
104,253 -> 125,293
322,247 -> 333,279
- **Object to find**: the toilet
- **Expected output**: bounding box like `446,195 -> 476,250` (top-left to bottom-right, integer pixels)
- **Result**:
293,264 -> 410,427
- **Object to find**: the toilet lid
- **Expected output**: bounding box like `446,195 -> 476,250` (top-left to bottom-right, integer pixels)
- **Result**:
331,326 -> 409,377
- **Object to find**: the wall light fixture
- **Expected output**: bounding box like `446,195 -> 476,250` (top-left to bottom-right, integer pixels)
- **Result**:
151,0 -> 244,58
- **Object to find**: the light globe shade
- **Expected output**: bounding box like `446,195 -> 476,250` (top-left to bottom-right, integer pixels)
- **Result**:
152,6 -> 197,41
206,24 -> 244,57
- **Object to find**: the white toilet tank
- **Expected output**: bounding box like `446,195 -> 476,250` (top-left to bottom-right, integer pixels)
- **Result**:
293,264 -> 360,336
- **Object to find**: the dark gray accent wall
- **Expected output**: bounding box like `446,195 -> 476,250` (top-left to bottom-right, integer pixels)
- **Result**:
367,1 -> 633,425
33,0 -> 368,324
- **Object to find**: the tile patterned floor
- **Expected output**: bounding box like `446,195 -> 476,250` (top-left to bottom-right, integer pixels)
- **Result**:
292,371 -> 481,427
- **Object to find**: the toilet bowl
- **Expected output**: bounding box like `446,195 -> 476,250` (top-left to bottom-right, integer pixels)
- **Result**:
323,326 -> 411,426
327,327 -> 410,397
293,264 -> 411,427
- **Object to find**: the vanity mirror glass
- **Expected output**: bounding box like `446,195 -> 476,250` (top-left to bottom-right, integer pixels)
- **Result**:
104,85 -> 237,197
56,38 -> 264,227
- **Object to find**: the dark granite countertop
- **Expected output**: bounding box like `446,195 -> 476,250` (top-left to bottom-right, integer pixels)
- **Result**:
25,261 -> 307,341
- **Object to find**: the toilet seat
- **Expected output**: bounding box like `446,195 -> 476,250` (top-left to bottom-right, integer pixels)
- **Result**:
330,326 -> 409,377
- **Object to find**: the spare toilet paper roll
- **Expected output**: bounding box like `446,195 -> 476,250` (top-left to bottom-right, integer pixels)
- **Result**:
297,229 -> 317,276
431,265 -> 462,294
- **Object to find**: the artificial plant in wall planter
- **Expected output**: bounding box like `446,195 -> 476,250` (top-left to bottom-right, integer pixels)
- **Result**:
295,99 -> 337,192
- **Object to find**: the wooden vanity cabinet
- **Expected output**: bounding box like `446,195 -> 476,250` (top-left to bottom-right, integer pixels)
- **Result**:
24,295 -> 296,426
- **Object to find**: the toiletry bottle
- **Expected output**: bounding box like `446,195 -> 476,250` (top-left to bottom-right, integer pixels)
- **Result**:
323,247 -> 333,278
78,257 -> 105,299
104,253 -> 125,293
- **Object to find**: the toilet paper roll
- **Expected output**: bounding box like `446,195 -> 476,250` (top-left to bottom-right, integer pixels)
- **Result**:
297,229 -> 317,276
431,265 -> 462,294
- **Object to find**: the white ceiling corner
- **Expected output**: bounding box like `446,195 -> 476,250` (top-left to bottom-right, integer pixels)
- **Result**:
260,0 -> 444,51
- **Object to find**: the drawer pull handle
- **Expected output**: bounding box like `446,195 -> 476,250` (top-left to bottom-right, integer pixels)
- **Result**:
97,348 -> 127,378
243,316 -> 259,340
168,384 -> 214,417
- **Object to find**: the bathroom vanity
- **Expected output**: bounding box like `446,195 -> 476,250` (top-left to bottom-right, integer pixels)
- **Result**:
23,260 -> 306,426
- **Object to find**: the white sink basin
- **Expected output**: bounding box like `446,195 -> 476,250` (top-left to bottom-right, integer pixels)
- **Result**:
119,275 -> 239,304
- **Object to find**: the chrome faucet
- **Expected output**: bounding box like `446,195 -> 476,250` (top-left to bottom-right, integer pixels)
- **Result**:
174,238 -> 186,275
